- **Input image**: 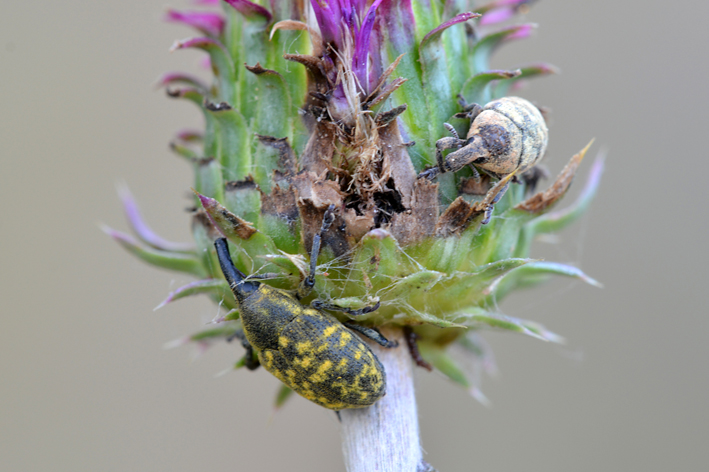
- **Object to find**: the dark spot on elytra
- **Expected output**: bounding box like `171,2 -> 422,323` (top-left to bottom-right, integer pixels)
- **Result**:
479,124 -> 510,157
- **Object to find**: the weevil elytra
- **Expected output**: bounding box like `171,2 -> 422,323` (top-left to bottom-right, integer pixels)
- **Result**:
215,205 -> 397,410
419,96 -> 548,223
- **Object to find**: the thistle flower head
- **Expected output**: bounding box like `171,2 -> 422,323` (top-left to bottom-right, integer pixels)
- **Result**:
110,0 -> 602,406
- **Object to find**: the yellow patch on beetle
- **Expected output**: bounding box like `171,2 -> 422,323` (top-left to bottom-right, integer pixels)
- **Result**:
338,331 -> 352,348
323,325 -> 338,337
278,336 -> 289,347
309,359 -> 333,383
296,340 -> 313,354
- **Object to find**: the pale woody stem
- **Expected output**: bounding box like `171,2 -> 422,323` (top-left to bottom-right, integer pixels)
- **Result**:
340,327 -> 432,472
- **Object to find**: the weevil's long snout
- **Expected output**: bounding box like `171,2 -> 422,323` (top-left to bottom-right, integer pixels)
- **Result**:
214,238 -> 259,302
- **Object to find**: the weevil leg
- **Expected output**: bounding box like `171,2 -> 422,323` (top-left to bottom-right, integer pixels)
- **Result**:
225,325 -> 246,344
227,328 -> 260,370
344,322 -> 399,348
417,166 -> 440,180
481,206 -> 495,225
456,93 -> 471,110
403,326 -> 433,371
467,164 -> 482,183
455,95 -> 483,121
242,344 -> 260,370
481,182 -> 510,225
520,165 -> 550,195
297,204 -> 336,299
312,300 -> 381,317
490,183 -> 509,205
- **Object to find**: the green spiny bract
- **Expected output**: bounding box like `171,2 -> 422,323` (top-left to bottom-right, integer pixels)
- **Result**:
109,0 -> 603,407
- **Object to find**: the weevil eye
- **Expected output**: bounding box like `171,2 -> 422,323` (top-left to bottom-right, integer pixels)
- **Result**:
237,280 -> 260,296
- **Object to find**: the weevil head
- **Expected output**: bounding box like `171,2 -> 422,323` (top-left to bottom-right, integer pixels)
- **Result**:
214,238 -> 260,303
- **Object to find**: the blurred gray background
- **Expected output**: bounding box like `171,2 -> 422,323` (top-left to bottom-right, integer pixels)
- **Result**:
2,1 -> 707,471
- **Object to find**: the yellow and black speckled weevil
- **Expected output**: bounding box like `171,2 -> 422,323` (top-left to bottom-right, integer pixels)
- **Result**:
419,96 -> 549,223
214,205 -> 398,410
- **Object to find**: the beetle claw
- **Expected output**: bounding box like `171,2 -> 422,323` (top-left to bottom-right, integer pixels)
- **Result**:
417,167 -> 440,180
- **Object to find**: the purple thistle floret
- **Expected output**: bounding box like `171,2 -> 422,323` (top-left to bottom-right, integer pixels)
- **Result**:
223,0 -> 272,22
479,0 -> 533,25
165,9 -> 225,37
310,0 -> 384,96
421,12 -> 480,46
118,185 -> 195,253
505,23 -> 534,40
480,8 -> 515,25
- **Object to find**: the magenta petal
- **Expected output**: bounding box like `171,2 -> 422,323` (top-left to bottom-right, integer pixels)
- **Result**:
118,185 -> 196,253
479,8 -> 514,26
421,12 -> 480,48
165,9 -> 225,37
223,0 -> 272,22
505,23 -> 535,40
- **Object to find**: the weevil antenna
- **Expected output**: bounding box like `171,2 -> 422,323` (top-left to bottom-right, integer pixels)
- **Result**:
299,204 -> 335,299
